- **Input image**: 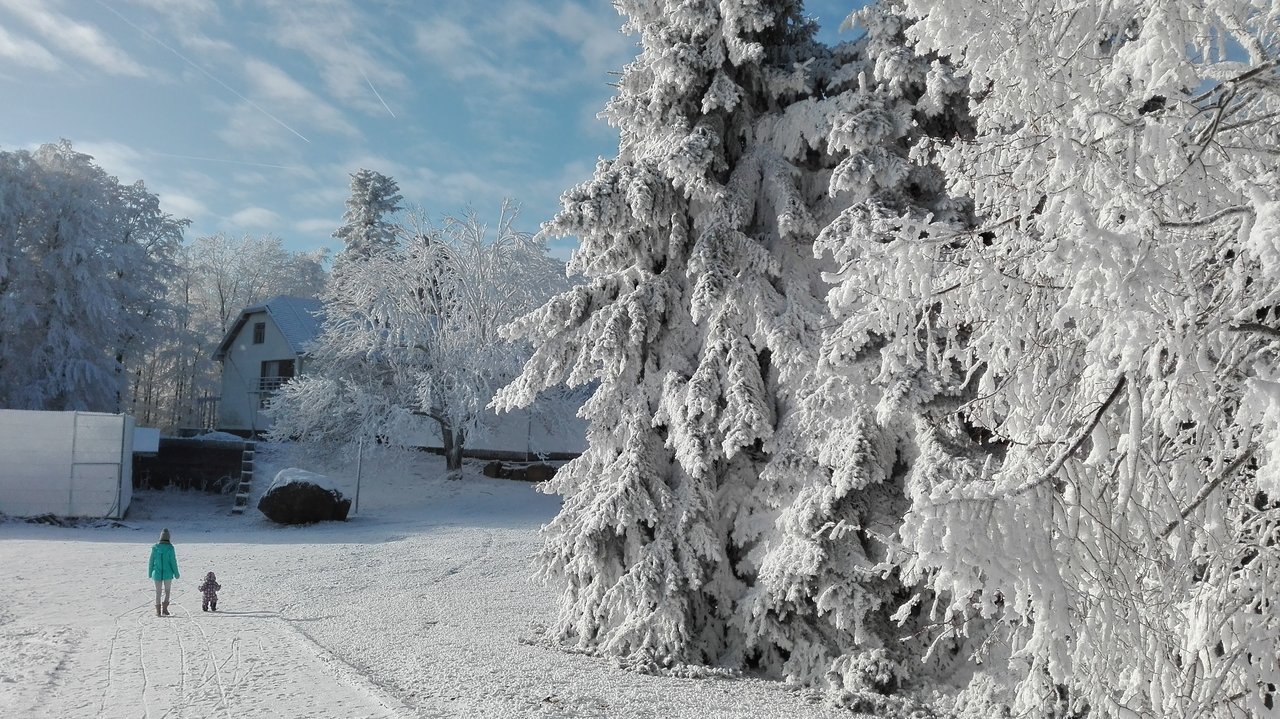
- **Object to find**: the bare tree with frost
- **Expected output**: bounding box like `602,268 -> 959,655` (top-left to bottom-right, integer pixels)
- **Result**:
809,1 -> 1280,716
272,201 -> 565,471
130,234 -> 327,431
0,141 -> 184,413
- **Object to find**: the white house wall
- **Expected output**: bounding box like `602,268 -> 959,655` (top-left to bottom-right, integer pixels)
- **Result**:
217,309 -> 296,432
0,410 -> 133,518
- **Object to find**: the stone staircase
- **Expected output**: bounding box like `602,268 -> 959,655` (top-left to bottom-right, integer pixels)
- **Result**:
231,441 -> 255,514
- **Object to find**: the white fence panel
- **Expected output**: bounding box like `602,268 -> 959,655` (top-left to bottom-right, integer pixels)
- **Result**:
0,410 -> 132,518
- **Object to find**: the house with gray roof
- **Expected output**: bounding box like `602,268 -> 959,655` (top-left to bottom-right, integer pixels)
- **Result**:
212,296 -> 324,435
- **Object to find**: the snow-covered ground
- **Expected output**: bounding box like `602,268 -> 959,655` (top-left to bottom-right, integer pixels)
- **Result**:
0,445 -> 857,718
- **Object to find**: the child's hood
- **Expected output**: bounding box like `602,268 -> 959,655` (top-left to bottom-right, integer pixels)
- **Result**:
205,571 -> 217,581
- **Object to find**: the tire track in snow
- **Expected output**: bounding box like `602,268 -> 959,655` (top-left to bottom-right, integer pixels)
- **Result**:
134,612 -> 153,719
169,602 -> 188,716
438,529 -> 495,579
97,603 -> 149,719
96,598 -> 158,716
105,605 -> 405,718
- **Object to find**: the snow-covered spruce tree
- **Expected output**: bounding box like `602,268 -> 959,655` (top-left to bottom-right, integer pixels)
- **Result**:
272,202 -> 565,470
0,141 -> 184,412
748,2 -> 973,702
495,1 -> 964,689
332,168 -> 403,264
813,1 -> 1280,715
274,168 -> 405,454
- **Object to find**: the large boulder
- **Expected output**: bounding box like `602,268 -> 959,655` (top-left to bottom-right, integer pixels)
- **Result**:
524,463 -> 556,483
479,461 -> 558,482
258,468 -> 351,524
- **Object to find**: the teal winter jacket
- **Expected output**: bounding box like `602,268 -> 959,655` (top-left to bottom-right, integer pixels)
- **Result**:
148,541 -> 179,581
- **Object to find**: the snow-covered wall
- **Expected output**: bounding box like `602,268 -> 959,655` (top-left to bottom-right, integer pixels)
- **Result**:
0,410 -> 134,518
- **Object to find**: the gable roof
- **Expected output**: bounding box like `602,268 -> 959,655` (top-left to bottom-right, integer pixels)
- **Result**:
212,295 -> 324,361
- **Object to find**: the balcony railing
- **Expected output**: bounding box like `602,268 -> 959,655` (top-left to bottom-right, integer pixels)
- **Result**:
258,376 -> 289,393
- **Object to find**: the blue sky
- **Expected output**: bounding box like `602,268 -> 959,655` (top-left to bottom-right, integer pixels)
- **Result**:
1,0 -> 866,258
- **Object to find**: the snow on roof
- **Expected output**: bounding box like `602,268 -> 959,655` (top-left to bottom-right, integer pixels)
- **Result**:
212,295 -> 324,360
262,296 -> 324,356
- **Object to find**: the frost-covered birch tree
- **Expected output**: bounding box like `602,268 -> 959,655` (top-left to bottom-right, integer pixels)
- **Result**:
494,1 -> 965,691
272,201 -> 564,471
809,1 -> 1280,715
0,141 -> 184,413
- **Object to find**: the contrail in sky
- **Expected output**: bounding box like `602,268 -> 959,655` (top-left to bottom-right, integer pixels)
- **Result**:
358,60 -> 396,119
94,0 -> 312,143
323,2 -> 396,120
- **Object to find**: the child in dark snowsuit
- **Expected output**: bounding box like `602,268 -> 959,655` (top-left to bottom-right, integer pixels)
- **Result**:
199,571 -> 222,612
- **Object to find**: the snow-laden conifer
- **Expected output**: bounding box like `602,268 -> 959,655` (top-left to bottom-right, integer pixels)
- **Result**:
745,4 -> 972,701
332,168 -> 403,263
495,3 -> 965,690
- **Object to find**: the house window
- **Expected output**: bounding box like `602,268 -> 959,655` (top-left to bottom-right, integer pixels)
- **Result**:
252,322 -> 266,344
258,359 -> 295,408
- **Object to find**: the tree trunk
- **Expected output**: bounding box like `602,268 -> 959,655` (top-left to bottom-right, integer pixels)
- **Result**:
439,422 -> 465,472
445,439 -> 464,472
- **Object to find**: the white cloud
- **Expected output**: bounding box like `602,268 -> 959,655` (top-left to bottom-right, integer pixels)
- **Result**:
0,23 -> 60,71
295,217 -> 338,234
157,192 -> 208,220
229,206 -> 282,229
411,1 -> 634,132
123,0 -> 216,16
74,140 -> 148,183
218,58 -> 358,150
261,0 -> 406,117
413,18 -> 516,91
232,171 -> 269,186
119,0 -> 224,52
0,0 -> 149,77
498,0 -> 635,75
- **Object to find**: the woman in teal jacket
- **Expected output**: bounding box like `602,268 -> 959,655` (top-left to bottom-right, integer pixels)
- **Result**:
148,528 -> 180,616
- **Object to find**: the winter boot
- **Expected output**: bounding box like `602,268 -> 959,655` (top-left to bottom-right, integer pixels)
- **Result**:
211,600 -> 217,612
156,603 -> 162,617
162,602 -> 170,616
202,603 -> 208,612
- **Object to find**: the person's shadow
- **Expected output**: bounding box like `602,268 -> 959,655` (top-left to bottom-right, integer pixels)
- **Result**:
203,610 -> 279,619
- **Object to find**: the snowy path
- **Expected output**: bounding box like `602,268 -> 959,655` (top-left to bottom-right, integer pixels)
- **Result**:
93,602 -> 406,719
0,448 -> 858,718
